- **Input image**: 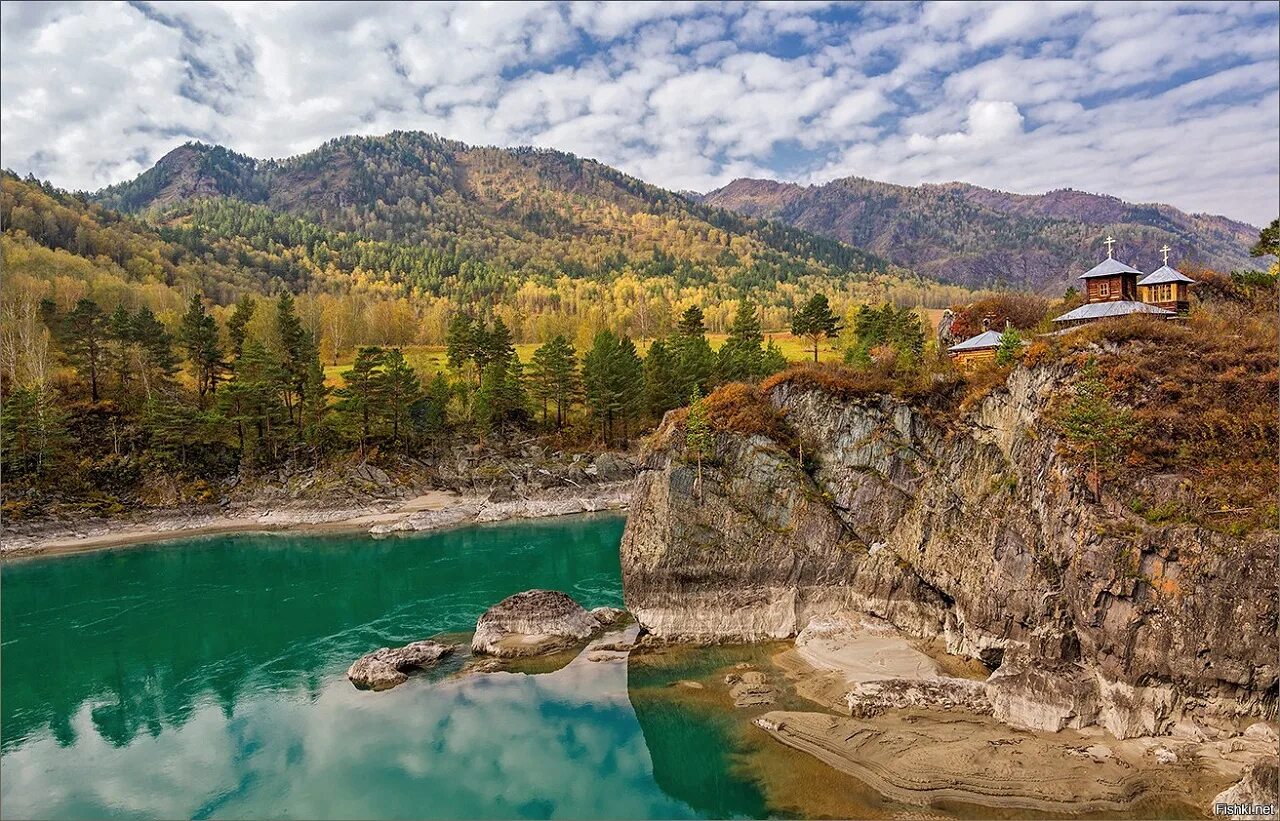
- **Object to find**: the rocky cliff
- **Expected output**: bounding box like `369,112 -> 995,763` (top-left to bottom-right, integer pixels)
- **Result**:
620,364 -> 1277,739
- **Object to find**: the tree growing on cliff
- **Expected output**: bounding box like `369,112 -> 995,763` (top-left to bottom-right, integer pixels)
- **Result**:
1053,359 -> 1138,498
995,326 -> 1023,366
684,387 -> 713,504
791,294 -> 840,362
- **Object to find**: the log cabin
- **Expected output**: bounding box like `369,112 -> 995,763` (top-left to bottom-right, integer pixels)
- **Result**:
1136,247 -> 1195,312
1052,237 -> 1176,328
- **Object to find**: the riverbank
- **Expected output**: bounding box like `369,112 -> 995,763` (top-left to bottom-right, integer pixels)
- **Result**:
0,481 -> 631,560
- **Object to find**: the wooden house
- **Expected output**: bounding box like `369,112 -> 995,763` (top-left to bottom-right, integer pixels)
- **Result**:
947,323 -> 1003,366
1136,248 -> 1195,312
1053,237 -> 1175,328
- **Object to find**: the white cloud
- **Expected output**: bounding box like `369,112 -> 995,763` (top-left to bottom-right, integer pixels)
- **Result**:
1,0 -> 1276,223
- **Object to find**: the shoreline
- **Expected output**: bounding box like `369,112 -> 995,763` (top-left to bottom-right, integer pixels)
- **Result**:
1,482 -> 631,561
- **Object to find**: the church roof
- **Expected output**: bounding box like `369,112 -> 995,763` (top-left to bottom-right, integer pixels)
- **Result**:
948,330 -> 1005,351
1052,300 -> 1175,323
1079,257 -> 1142,279
1137,265 -> 1196,286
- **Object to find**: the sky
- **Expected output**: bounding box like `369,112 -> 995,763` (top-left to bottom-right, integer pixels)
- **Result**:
2,1 -> 1277,225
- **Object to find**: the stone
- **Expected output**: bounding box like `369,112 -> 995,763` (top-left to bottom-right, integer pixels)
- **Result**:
726,670 -> 777,707
471,589 -> 602,658
845,676 -> 992,718
618,366 -> 1279,737
347,640 -> 455,691
1211,759 -> 1280,819
590,606 -> 628,625
1152,746 -> 1178,764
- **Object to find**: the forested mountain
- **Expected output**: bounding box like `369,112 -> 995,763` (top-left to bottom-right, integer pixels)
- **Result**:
94,133 -> 884,291
699,176 -> 1264,292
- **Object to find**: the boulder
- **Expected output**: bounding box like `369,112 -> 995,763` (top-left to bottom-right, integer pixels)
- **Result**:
472,589 -> 601,658
1211,758 -> 1280,819
590,606 -> 629,625
348,640 -> 455,691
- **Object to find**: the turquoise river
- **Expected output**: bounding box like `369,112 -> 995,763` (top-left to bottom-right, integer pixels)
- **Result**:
0,514 -> 814,820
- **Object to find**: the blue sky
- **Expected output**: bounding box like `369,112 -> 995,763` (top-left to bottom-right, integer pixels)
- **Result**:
2,1 -> 1277,224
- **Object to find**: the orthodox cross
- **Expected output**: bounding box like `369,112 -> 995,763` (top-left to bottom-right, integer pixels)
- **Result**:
1160,245 -> 1171,266
1103,236 -> 1115,258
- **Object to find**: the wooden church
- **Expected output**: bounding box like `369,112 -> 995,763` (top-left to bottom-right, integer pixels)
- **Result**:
1050,239 -> 1193,328
947,238 -> 1197,361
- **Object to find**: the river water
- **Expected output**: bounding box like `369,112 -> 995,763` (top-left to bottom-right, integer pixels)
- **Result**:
0,515 -> 780,819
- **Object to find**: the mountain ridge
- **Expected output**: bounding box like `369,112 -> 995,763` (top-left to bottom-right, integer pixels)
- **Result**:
699,174 -> 1264,292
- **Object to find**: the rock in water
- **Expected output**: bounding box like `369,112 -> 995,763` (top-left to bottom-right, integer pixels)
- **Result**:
472,589 -> 601,657
348,640 -> 455,691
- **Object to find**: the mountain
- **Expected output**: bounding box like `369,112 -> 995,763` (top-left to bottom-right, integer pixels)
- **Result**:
92,133 -> 887,294
699,176 -> 1264,292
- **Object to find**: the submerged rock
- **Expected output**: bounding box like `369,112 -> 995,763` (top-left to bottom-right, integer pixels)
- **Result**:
348,640 -> 456,691
471,589 -> 602,658
725,669 -> 777,707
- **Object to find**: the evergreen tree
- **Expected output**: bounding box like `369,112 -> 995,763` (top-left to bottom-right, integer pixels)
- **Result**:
446,313 -> 479,372
335,346 -> 386,455
474,353 -> 526,435
791,294 -> 840,363
379,348 -> 422,450
582,330 -> 643,445
276,292 -> 314,429
410,373 -> 452,445
529,335 -> 577,428
670,305 -> 714,397
995,326 -> 1023,366
1053,359 -> 1138,497
178,295 -> 224,405
132,307 -> 179,401
643,339 -> 682,416
716,298 -> 765,382
220,338 -> 287,462
684,387 -> 713,503
106,304 -> 136,402
226,295 -> 256,362
1,383 -> 68,478
65,298 -> 108,401
760,340 -> 788,376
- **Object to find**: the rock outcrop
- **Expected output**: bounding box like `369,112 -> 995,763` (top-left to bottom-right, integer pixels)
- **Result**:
620,363 -> 1278,738
471,590 -> 605,658
347,640 -> 456,690
1211,758 -> 1280,819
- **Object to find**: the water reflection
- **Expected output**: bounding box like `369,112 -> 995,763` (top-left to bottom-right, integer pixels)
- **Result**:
0,518 -> 775,820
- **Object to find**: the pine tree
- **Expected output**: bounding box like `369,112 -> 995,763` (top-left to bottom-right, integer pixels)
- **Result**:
643,339 -> 682,416
760,340 -> 788,376
474,352 -> 526,436
530,335 -> 577,428
1053,359 -> 1138,497
684,387 -> 714,503
178,295 -> 224,405
1,383 -> 69,478
226,295 -> 256,363
335,346 -> 386,456
615,335 -> 644,443
276,292 -> 314,429
995,326 -> 1023,366
132,307 -> 179,401
791,294 -> 840,363
582,330 -> 621,445
65,298 -> 108,401
410,373 -> 452,445
717,298 -> 765,382
379,348 -> 422,450
107,304 -> 136,402
670,306 -> 714,397
221,338 -> 287,462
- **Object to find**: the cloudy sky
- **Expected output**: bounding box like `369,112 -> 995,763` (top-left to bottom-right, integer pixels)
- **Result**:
2,1 -> 1277,224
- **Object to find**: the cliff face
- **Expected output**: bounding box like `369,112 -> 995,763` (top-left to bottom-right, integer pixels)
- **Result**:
620,365 -> 1277,738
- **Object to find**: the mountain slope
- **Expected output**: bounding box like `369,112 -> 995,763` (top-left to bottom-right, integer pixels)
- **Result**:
700,176 -> 1264,292
94,133 -> 886,289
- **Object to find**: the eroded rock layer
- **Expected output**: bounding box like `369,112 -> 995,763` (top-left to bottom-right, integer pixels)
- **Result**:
620,364 -> 1278,737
